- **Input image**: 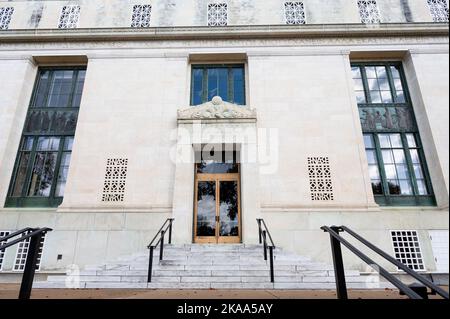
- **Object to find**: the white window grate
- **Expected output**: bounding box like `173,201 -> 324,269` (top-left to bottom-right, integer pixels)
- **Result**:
284,2 -> 306,25
357,0 -> 381,24
13,233 -> 46,272
308,157 -> 334,201
0,231 -> 10,271
391,230 -> 425,271
207,3 -> 228,26
131,5 -> 152,28
427,0 -> 449,22
102,158 -> 128,202
0,7 -> 14,30
58,5 -> 80,29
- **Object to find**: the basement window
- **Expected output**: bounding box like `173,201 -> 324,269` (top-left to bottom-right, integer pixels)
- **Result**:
391,230 -> 425,271
13,233 -> 46,272
0,231 -> 10,271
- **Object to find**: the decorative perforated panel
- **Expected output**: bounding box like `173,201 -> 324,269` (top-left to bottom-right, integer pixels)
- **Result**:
13,233 -> 46,272
427,0 -> 449,22
0,7 -> 14,30
391,230 -> 425,271
0,231 -> 10,271
284,2 -> 306,25
207,3 -> 228,26
308,157 -> 334,201
131,5 -> 152,27
58,5 -> 80,29
102,159 -> 128,202
357,0 -> 381,24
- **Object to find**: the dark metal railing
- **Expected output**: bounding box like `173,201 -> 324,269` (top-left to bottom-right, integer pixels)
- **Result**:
0,227 -> 52,300
147,218 -> 174,283
321,225 -> 449,300
256,218 -> 275,283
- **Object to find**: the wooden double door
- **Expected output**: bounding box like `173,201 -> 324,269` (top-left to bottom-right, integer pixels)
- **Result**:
194,173 -> 241,244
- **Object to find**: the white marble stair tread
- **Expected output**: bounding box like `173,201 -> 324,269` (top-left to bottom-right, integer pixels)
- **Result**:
36,243 -> 371,290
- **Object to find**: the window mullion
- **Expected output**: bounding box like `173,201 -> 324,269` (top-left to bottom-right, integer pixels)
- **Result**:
190,68 -> 195,106
374,134 -> 389,197
202,68 -> 208,103
228,67 -> 234,103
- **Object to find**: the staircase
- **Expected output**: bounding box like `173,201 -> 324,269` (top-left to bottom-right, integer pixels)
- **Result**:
35,244 -> 381,290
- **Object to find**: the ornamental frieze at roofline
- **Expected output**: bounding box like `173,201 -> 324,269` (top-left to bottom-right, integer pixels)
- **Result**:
177,96 -> 257,122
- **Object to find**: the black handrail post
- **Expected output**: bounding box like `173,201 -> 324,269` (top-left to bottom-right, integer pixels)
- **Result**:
147,246 -> 154,283
329,226 -> 348,300
160,230 -> 165,261
18,231 -> 42,300
269,246 -> 275,283
168,220 -> 173,245
262,230 -> 267,261
257,219 -> 262,244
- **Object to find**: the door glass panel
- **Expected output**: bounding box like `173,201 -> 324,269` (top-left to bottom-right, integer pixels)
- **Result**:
219,181 -> 239,237
196,181 -> 216,237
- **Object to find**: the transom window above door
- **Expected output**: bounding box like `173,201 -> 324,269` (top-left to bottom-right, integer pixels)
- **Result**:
196,149 -> 239,174
191,65 -> 245,106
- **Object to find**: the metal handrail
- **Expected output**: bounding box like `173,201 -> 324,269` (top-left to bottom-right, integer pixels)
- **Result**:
256,218 -> 275,283
340,225 -> 449,299
147,218 -> 174,283
321,226 -> 449,300
0,227 -> 52,300
0,228 -> 33,244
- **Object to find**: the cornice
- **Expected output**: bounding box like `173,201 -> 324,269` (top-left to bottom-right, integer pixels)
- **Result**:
0,23 -> 448,43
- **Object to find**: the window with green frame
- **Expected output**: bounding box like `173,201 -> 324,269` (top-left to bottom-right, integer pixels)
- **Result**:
191,64 -> 245,106
5,67 -> 86,208
351,62 -> 435,206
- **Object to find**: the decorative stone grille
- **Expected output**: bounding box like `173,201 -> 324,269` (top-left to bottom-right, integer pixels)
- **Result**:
284,2 -> 306,25
357,0 -> 381,24
427,0 -> 449,22
58,5 -> 80,29
102,159 -> 128,202
131,5 -> 152,27
0,7 -> 14,30
208,3 -> 228,26
308,157 -> 334,201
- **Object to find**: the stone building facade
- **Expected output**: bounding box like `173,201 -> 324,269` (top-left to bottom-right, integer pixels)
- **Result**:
0,0 -> 448,284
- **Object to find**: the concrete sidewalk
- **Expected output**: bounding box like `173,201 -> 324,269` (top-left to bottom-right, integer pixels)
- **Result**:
0,284 -> 417,299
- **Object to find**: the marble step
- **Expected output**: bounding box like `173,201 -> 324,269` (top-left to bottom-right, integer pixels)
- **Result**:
35,280 -> 391,290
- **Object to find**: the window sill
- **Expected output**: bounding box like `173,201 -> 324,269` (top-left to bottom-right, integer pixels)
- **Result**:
4,197 -> 63,208
374,195 -> 436,207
